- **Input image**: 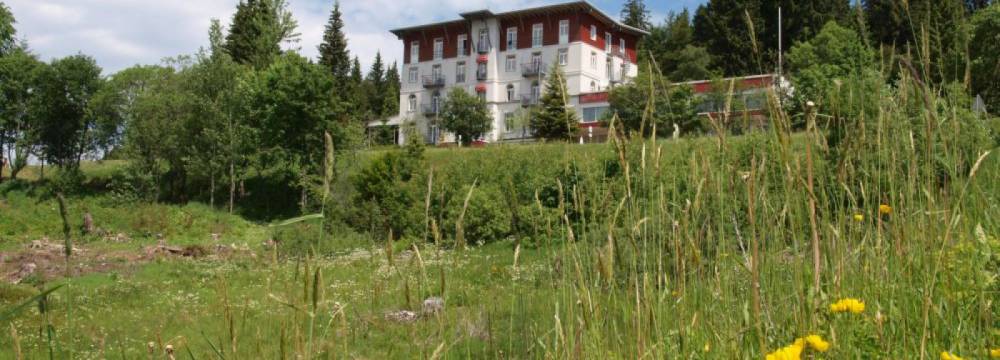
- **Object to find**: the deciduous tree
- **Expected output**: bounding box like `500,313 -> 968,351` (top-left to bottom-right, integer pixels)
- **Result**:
439,87 -> 491,146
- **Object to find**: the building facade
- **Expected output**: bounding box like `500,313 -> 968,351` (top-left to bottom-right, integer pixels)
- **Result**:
381,1 -> 648,145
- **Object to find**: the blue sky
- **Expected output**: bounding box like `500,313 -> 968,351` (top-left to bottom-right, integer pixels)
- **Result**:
5,0 -> 706,74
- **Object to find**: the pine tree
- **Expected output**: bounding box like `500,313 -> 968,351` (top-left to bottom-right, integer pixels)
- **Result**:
621,0 -> 652,29
864,0 -> 970,83
348,56 -> 370,120
383,61 -> 400,117
530,64 -> 577,141
693,0 -> 765,76
366,52 -> 386,119
224,0 -> 299,69
317,1 -> 350,83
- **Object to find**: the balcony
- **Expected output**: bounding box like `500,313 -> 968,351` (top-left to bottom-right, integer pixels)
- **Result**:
521,62 -> 544,77
421,102 -> 444,116
521,93 -> 540,107
610,63 -> 631,84
422,75 -> 445,88
610,45 -> 626,58
476,40 -> 491,54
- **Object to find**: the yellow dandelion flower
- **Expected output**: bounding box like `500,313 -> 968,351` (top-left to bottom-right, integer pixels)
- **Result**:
853,214 -> 864,222
941,351 -> 963,360
766,341 -> 804,360
989,348 -> 1000,358
804,335 -> 831,352
879,204 -> 892,215
703,342 -> 710,353
830,298 -> 865,314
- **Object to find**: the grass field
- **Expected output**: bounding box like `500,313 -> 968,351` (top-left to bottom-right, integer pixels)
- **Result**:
1,96 -> 999,358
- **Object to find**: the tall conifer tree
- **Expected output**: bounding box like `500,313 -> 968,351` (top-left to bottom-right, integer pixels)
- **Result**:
621,0 -> 652,30
318,1 -> 350,83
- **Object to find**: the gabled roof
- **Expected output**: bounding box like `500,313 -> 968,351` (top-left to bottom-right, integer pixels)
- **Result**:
389,1 -> 650,38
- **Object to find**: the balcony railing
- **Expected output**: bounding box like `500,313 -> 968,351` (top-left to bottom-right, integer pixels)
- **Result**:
521,93 -> 541,107
610,45 -> 626,58
421,102 -> 444,116
521,62 -> 544,77
476,40 -> 491,54
422,75 -> 445,88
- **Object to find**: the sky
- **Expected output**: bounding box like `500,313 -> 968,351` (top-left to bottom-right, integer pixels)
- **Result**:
5,0 -> 706,75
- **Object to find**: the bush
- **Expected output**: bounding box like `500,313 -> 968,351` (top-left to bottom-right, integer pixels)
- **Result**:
444,184 -> 512,245
349,149 -> 425,239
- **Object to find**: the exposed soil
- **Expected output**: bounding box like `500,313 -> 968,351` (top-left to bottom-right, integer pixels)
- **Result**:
1,239 -> 255,284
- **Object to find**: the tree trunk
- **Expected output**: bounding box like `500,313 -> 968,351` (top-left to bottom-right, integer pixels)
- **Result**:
40,159 -> 45,180
0,137 -> 6,183
210,172 -> 216,209
228,161 -> 235,214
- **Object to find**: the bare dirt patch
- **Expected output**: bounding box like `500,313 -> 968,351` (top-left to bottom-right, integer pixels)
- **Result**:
2,239 -> 255,284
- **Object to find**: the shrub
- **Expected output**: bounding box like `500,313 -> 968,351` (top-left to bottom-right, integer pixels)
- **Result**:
349,149 -> 425,239
444,184 -> 512,245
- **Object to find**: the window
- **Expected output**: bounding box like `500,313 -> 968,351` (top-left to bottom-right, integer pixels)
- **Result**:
531,52 -> 542,66
581,106 -> 608,123
456,61 -> 466,83
431,64 -> 442,81
558,48 -> 568,66
431,91 -> 442,111
433,37 -> 444,60
457,34 -> 467,56
606,58 -> 612,77
558,20 -> 569,44
410,41 -> 419,64
605,32 -> 612,53
590,25 -> 597,40
408,67 -> 418,83
504,112 -> 515,132
590,81 -> 597,92
506,27 -> 517,49
478,28 -> 490,52
506,55 -> 517,72
590,52 -> 597,69
477,62 -> 487,80
506,84 -> 515,102
532,23 -> 543,48
619,38 -> 625,54
530,81 -> 540,98
408,94 -> 416,112
477,92 -> 486,102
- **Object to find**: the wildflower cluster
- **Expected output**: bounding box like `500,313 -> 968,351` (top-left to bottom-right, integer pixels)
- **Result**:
879,204 -> 892,215
990,348 -> 1000,358
766,335 -> 830,360
941,351 -> 963,360
830,298 -> 865,314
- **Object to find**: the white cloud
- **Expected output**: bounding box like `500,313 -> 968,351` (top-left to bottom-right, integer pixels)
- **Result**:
5,0 -> 703,74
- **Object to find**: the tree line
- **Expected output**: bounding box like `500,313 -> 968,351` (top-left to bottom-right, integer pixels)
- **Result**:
608,0 -> 998,137
0,0 -> 400,216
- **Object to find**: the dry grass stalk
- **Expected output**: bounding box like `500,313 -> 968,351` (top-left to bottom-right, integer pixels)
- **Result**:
455,179 -> 477,250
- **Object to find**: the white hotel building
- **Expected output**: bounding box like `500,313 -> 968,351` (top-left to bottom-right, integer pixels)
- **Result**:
378,1 -> 648,145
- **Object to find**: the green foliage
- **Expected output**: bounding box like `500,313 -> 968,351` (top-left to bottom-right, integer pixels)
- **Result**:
642,9 -> 715,82
224,0 -> 299,69
0,1 -> 14,56
0,48 -> 41,180
530,63 -> 577,141
317,1 -> 350,83
970,3 -> 1000,113
350,149 -> 425,239
606,68 -> 701,137
443,184 -> 512,245
439,87 -> 492,146
787,21 -> 877,112
620,0 -> 651,30
245,52 -> 357,207
29,54 -> 103,168
864,0 -> 971,84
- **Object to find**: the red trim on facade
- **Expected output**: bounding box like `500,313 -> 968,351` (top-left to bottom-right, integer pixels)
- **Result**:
579,91 -> 609,104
